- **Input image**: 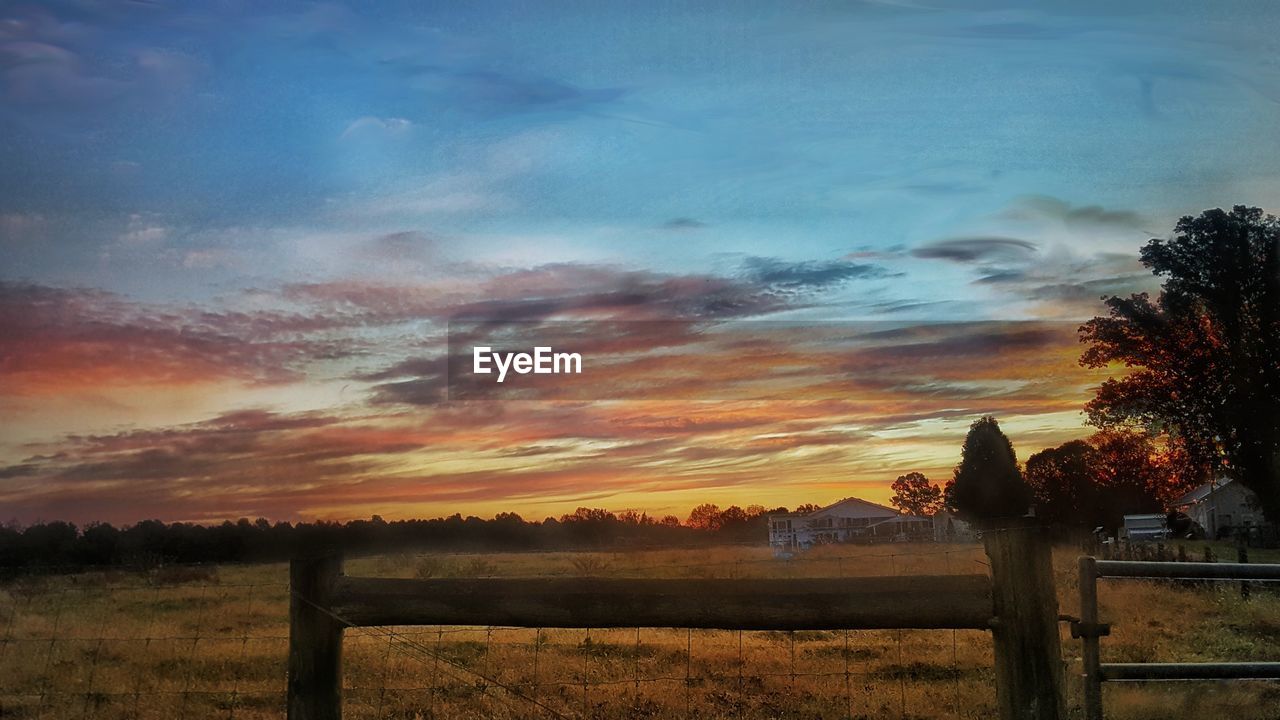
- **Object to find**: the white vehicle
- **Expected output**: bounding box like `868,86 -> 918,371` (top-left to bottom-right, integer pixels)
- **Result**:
1119,513 -> 1170,541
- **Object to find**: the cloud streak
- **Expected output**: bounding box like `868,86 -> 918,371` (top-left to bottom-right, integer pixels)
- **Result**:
0,283 -> 355,396
910,237 -> 1039,264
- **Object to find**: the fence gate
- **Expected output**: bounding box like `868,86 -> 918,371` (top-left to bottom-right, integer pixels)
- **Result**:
1074,556 -> 1280,720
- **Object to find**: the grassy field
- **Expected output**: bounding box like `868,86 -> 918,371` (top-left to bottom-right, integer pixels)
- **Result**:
0,541 -> 1277,719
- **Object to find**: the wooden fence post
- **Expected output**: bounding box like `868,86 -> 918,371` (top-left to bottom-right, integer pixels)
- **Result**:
1237,540 -> 1251,600
288,550 -> 344,720
984,521 -> 1066,720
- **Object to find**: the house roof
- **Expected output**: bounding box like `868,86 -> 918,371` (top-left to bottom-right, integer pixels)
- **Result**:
1173,477 -> 1234,507
767,496 -> 903,521
808,496 -> 900,518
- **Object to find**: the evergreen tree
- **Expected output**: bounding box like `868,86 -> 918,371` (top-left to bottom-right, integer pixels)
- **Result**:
946,416 -> 1031,522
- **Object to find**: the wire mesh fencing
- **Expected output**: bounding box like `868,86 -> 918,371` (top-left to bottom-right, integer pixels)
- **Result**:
0,564 -> 289,719
336,623 -> 997,719
333,543 -> 998,719
0,543 -> 997,719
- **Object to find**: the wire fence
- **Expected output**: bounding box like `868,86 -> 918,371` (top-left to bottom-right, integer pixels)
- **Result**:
335,623 -> 994,719
0,544 -> 998,719
0,572 -> 288,719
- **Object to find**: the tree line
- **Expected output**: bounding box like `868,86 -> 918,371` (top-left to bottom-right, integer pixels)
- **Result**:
0,504 -> 791,570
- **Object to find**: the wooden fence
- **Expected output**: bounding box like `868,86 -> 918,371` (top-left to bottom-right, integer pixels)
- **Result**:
287,523 -> 1065,720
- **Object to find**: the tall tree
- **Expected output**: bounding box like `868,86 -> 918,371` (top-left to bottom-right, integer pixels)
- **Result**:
946,416 -> 1031,522
890,472 -> 943,516
1080,206 -> 1280,521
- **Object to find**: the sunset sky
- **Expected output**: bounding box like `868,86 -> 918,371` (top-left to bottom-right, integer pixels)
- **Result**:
3,1 -> 1280,525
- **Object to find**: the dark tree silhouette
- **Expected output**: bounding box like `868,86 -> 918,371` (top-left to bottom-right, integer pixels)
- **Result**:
945,416 -> 1031,522
1024,440 -> 1099,528
1080,206 -> 1280,521
890,472 -> 942,516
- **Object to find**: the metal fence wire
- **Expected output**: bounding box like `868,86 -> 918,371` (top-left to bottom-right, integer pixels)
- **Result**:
334,624 -> 989,720
0,571 -> 289,719
319,562 -> 993,719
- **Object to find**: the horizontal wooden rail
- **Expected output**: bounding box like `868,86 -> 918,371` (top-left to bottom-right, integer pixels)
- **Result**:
291,538 -> 1066,720
328,574 -> 995,630
1101,662 -> 1280,681
1094,560 -> 1280,581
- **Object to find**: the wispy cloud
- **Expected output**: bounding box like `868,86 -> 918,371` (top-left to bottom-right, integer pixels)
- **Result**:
0,282 -> 354,396
910,237 -> 1038,264
740,257 -> 898,291
340,116 -> 413,139
661,218 -> 708,230
1002,196 -> 1148,231
379,57 -> 625,117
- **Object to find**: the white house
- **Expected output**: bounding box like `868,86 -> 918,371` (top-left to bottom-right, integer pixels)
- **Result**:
767,497 -> 934,550
1173,477 -> 1261,538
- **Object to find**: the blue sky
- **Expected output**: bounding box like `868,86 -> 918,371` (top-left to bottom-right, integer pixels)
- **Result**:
2,1 -> 1279,523
6,1 -> 1279,303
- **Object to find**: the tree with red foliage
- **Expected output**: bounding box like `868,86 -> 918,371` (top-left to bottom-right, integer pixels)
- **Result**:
1080,206 -> 1280,521
1024,431 -> 1193,531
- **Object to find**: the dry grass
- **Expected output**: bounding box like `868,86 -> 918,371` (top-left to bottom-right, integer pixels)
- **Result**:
0,541 -> 1277,718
